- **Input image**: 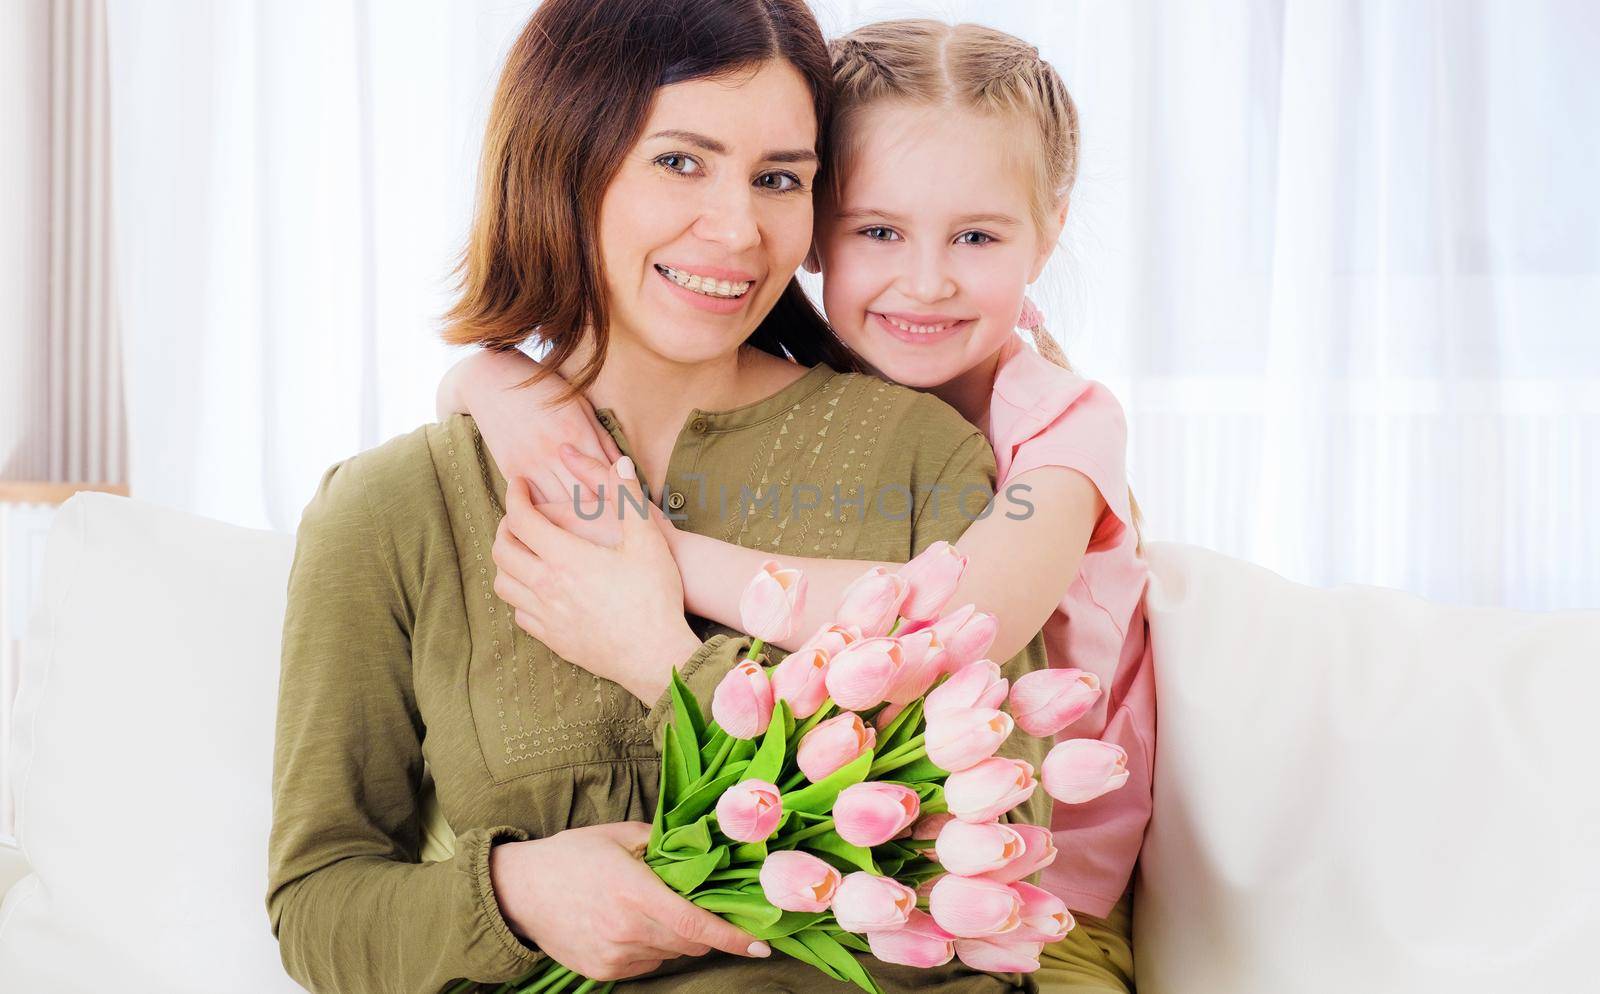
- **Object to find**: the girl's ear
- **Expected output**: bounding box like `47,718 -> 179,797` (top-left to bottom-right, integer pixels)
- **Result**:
1028,194 -> 1071,284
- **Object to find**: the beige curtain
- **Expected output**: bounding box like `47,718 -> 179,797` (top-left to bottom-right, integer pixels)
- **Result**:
0,0 -> 126,485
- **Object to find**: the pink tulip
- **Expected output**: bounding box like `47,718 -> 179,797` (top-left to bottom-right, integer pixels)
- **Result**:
934,820 -> 1026,877
884,629 -> 947,705
866,910 -> 956,968
945,757 -> 1038,823
896,541 -> 968,623
954,935 -> 1045,973
833,782 -> 920,847
715,778 -> 782,842
739,559 -> 807,644
823,637 -> 905,710
1010,881 -> 1075,943
758,850 -> 841,913
832,871 -> 917,932
1041,739 -> 1130,804
927,874 -> 1022,938
978,823 -> 1058,883
931,604 -> 999,672
925,659 -> 1009,718
912,812 -> 954,844
796,623 -> 860,658
796,712 -> 876,783
711,659 -> 774,739
835,567 -> 909,638
925,707 -> 1014,773
1009,668 -> 1102,737
769,647 -> 829,719
915,875 -> 941,902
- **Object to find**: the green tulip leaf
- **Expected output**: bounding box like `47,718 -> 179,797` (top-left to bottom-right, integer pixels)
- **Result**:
805,830 -> 878,874
877,699 -> 923,754
886,756 -> 946,783
651,847 -> 727,894
746,701 -> 790,784
782,751 -> 872,815
667,770 -> 746,830
690,891 -> 782,927
725,910 -> 827,940
662,725 -> 691,811
731,838 -> 768,863
669,666 -> 707,760
796,928 -> 885,994
660,816 -> 713,858
769,935 -> 841,982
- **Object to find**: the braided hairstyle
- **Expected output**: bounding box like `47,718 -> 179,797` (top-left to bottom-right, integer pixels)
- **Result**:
827,20 -> 1145,554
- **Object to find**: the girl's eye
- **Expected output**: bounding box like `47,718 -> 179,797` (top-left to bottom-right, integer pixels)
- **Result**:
756,171 -> 804,193
860,226 -> 901,242
956,231 -> 996,246
654,153 -> 702,176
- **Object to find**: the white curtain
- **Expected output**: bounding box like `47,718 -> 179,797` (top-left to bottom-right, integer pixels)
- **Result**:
105,0 -> 1599,609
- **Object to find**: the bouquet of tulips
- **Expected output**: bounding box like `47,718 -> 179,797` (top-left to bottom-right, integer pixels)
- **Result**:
467,541 -> 1130,994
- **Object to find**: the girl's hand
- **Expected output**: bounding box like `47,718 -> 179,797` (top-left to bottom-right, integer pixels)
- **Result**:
492,458 -> 700,705
438,349 -> 622,504
489,821 -> 770,981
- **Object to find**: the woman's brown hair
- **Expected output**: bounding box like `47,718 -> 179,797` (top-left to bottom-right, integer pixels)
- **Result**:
443,0 -> 862,397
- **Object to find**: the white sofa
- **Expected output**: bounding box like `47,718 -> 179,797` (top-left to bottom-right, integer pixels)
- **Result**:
1,492 -> 1596,993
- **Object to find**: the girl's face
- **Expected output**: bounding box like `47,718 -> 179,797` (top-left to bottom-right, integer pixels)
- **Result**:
596,59 -> 819,367
814,103 -> 1058,390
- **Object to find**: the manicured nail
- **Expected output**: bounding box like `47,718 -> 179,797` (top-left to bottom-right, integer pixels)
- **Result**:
748,941 -> 771,957
616,456 -> 636,480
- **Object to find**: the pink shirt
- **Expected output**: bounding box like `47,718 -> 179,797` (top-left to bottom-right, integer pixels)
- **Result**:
982,332 -> 1156,918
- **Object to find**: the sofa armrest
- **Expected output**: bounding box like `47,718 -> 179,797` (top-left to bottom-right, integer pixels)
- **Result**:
0,839 -> 30,902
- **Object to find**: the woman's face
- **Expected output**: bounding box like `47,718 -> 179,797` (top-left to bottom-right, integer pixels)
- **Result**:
597,58 -> 819,367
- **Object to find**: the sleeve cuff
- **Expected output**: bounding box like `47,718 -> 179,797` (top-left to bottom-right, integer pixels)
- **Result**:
461,825 -> 548,981
644,634 -> 752,751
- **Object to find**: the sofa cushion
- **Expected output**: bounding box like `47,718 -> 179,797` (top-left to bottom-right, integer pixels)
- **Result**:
0,494 -> 302,993
1134,542 -> 1600,993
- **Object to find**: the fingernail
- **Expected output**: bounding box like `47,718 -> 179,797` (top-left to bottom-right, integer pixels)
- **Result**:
617,456 -> 636,480
748,941 -> 770,957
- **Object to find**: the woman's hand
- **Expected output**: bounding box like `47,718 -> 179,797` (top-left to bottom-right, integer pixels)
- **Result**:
437,349 -> 622,504
493,456 -> 701,705
489,822 -> 770,981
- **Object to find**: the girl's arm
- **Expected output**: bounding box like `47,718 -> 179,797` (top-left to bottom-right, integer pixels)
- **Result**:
436,348 -> 621,503
663,466 -> 1103,658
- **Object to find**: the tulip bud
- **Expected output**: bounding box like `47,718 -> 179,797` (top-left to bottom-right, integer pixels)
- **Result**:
823,637 -> 905,711
1041,739 -> 1130,804
953,935 -> 1045,973
835,567 -> 909,638
832,871 -> 918,933
977,823 -> 1058,883
926,660 -> 1009,718
739,559 -> 807,644
1009,668 -> 1102,737
832,782 -> 920,847
758,850 -> 841,913
796,712 -> 875,783
934,820 -> 1026,877
796,623 -> 860,658
884,628 -> 947,705
1010,881 -> 1075,943
944,757 -> 1038,823
931,604 -> 999,672
714,778 -> 782,842
927,874 -> 1022,938
769,647 -> 829,719
925,707 -> 1014,773
711,659 -> 774,740
866,910 -> 956,968
896,541 -> 968,622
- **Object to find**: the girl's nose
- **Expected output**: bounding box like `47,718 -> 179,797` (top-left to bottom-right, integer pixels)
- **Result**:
902,246 -> 957,304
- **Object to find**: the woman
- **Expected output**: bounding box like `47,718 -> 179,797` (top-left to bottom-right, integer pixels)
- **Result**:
264,2 -> 1051,993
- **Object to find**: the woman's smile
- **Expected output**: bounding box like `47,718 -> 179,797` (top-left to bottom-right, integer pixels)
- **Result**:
653,262 -> 757,315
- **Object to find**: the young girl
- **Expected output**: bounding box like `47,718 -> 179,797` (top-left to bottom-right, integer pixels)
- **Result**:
438,20 -> 1152,994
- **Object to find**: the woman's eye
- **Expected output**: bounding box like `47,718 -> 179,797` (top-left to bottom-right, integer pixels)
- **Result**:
756,171 -> 804,193
655,153 -> 701,176
956,231 -> 995,246
860,226 -> 900,242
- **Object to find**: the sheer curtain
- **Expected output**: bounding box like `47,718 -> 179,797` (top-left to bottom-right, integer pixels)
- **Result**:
105,0 -> 1599,608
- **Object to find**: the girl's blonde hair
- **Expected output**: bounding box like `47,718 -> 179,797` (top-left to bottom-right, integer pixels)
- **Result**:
827,19 -> 1147,555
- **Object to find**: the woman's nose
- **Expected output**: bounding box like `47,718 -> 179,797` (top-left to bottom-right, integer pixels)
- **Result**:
691,185 -> 761,253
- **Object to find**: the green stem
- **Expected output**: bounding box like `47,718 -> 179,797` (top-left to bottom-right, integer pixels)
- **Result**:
792,700 -> 836,741
778,817 -> 835,846
515,966 -> 575,994
867,735 -> 925,777
699,734 -> 736,782
746,638 -> 766,663
886,617 -> 904,637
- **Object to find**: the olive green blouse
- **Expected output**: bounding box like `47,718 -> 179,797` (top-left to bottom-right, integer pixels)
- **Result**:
266,362 -> 1052,994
